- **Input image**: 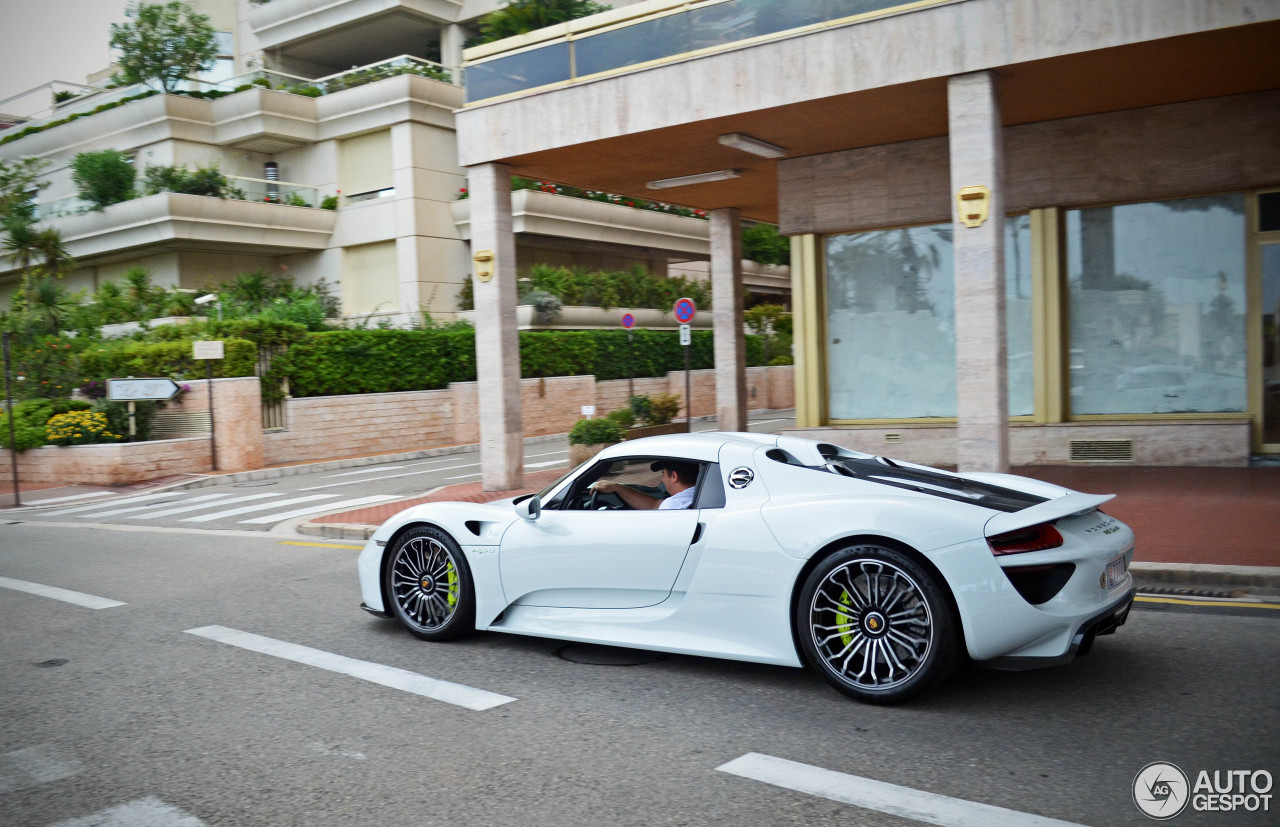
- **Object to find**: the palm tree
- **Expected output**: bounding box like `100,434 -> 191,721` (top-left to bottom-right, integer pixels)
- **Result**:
2,214 -> 40,304
33,227 -> 73,280
28,278 -> 77,335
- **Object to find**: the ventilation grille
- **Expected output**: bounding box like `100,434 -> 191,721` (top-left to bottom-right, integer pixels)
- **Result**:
883,433 -> 902,444
150,410 -> 211,439
1069,439 -> 1134,462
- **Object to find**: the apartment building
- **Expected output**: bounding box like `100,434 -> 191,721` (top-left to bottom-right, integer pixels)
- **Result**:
455,0 -> 1280,486
0,0 -> 786,323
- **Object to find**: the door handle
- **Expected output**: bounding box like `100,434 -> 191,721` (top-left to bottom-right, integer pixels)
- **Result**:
691,523 -> 704,545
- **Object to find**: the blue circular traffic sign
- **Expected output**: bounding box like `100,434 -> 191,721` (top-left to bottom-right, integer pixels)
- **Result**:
621,313 -> 636,329
673,297 -> 697,324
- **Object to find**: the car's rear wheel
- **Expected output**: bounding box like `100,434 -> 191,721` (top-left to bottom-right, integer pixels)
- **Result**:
797,544 -> 958,704
384,526 -> 474,641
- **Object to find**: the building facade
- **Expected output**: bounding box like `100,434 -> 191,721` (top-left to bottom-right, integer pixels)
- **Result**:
0,0 -> 788,325
454,0 -> 1280,485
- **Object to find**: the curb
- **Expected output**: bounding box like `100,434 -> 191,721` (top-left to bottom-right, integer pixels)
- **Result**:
1129,562 -> 1280,589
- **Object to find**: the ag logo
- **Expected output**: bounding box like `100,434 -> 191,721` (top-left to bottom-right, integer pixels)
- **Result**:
1133,762 -> 1190,820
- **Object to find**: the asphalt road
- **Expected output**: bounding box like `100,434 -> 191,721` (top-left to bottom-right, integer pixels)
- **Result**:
0,522 -> 1276,827
6,413 -> 798,533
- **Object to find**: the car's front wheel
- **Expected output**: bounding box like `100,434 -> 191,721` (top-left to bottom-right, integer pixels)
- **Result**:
796,544 -> 958,704
384,526 -> 474,641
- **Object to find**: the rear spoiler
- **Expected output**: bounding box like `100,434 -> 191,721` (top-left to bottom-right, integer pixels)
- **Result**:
984,492 -> 1114,537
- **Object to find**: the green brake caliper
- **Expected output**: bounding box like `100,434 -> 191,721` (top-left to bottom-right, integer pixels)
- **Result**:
445,559 -> 458,607
836,590 -> 855,647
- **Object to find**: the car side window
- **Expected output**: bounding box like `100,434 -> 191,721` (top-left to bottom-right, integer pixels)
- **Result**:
693,463 -> 726,509
557,456 -> 705,511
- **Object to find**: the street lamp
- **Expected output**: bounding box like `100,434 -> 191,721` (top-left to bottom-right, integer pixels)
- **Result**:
195,293 -> 222,322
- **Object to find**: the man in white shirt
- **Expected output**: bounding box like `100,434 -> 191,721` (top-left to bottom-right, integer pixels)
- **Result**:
591,459 -> 698,510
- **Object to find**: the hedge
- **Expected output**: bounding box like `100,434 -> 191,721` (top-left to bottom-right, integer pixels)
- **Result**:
279,328 -> 767,397
77,338 -> 258,382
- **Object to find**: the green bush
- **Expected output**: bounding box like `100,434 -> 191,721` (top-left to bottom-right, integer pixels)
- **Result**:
604,407 -> 634,429
282,329 -> 475,397
143,163 -> 231,198
742,222 -> 790,265
568,417 -> 624,446
77,338 -> 257,382
320,195 -> 338,210
71,149 -> 136,209
646,392 -> 681,426
457,264 -> 712,312
0,398 -> 91,451
45,409 -> 121,446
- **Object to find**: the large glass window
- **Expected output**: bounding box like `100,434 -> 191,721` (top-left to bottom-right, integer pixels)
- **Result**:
824,218 -> 1032,420
1065,195 -> 1246,415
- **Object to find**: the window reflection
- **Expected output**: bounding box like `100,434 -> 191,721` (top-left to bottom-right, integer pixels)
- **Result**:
1065,196 -> 1246,415
824,218 -> 1032,420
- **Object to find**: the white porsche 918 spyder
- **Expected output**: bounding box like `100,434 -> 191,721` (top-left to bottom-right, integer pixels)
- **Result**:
357,433 -> 1136,704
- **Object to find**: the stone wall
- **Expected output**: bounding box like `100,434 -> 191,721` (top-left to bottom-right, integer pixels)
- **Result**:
1,437 -> 212,487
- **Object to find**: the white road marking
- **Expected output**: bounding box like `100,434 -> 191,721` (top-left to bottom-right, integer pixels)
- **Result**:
748,418 -> 789,427
130,492 -> 285,520
716,753 -> 1090,827
0,745 -> 84,794
50,797 -> 204,826
75,493 -> 234,518
181,495 -> 338,523
44,492 -> 178,516
0,577 -> 126,609
524,460 -> 568,469
320,465 -> 407,478
445,473 -> 480,481
238,494 -> 401,524
22,491 -> 113,505
524,450 -> 568,459
185,625 -> 515,710
297,463 -> 479,491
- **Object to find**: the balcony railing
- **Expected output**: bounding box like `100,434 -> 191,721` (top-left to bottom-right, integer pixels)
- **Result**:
34,175 -> 329,220
464,0 -> 953,103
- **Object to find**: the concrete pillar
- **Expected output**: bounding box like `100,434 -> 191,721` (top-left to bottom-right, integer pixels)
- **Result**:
710,208 -> 747,432
948,71 -> 1009,472
468,163 -> 523,490
441,24 -> 467,75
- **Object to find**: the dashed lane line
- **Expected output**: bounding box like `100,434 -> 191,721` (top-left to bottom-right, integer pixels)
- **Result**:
320,465 -> 408,478
278,541 -> 363,549
19,491 -> 113,505
181,494 -> 338,523
49,797 -> 204,827
238,494 -> 401,524
71,492 -> 235,519
0,577 -> 126,610
716,753 -> 1090,827
297,463 -> 479,491
185,625 -> 516,710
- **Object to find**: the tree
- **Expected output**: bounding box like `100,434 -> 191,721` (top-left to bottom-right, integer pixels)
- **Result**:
0,157 -> 50,223
742,222 -> 790,266
470,0 -> 610,46
109,1 -> 218,93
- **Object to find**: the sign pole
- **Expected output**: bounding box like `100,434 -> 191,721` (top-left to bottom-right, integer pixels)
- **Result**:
627,329 -> 634,400
2,332 -> 20,507
684,339 -> 692,433
127,401 -> 137,442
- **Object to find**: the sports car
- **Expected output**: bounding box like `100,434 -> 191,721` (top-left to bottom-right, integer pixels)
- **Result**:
357,432 -> 1135,703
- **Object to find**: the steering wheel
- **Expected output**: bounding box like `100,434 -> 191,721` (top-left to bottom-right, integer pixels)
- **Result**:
584,488 -> 601,510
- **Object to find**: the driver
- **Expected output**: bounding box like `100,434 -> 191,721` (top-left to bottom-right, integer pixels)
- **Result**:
591,460 -> 698,510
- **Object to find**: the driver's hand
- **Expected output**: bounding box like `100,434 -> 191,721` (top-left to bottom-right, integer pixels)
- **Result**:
591,480 -> 618,494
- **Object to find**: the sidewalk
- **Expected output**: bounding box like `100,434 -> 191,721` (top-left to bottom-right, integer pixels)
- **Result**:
300,462 -> 1280,585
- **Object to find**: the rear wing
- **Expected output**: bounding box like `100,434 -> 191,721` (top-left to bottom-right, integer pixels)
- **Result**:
984,492 -> 1114,537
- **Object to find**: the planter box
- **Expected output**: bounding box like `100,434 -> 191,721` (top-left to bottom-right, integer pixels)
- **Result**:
625,423 -> 687,440
568,441 -> 618,466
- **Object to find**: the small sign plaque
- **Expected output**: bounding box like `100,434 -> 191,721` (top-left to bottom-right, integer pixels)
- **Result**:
192,340 -> 225,360
581,405 -> 597,418
108,378 -> 181,402
679,323 -> 691,346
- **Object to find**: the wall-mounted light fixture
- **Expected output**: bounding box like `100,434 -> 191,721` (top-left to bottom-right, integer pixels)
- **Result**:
646,169 -> 741,190
718,132 -> 786,158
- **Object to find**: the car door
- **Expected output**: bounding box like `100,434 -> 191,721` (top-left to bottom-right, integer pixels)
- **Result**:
498,456 -> 701,609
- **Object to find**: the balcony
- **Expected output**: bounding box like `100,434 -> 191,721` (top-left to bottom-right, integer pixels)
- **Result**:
452,189 -> 711,258
23,192 -> 337,264
463,0 -> 952,103
249,0 -> 467,74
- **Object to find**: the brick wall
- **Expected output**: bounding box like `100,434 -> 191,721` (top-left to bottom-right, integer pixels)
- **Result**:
1,437 -> 212,486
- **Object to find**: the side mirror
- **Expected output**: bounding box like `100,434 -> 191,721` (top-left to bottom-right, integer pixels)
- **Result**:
514,494 -> 541,521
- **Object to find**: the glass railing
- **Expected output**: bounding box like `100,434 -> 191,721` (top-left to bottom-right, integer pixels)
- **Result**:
465,0 -> 951,103
226,175 -> 323,207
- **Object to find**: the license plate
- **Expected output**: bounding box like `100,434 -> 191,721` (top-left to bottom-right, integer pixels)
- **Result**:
1106,555 -> 1128,589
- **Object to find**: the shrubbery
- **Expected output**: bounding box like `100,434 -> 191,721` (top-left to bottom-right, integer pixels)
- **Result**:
71,149 -> 136,209
77,338 -> 257,382
568,417 -> 624,446
0,399 -> 91,451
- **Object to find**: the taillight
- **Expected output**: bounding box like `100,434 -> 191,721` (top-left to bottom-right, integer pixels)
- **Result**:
987,523 -> 1064,555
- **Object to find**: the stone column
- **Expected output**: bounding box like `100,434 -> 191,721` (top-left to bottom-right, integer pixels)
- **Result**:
710,208 -> 747,432
468,163 -> 523,490
210,377 -> 264,473
948,71 -> 1009,472
441,24 -> 467,75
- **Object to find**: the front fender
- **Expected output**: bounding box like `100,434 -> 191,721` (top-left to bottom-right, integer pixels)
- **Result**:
358,499 -> 521,618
